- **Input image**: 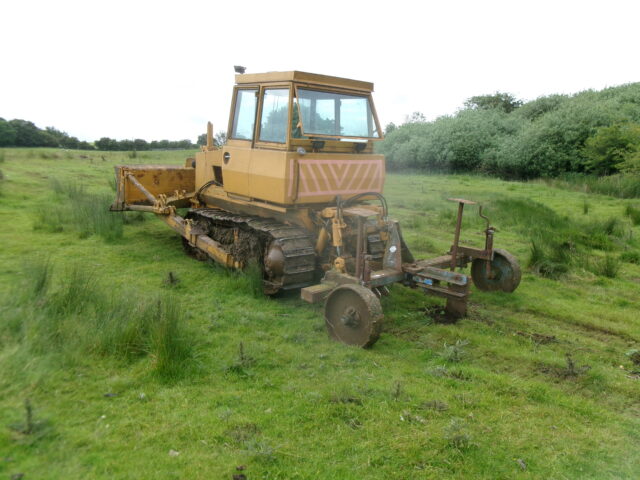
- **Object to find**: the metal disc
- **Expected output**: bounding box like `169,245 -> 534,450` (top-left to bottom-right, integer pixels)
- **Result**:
324,284 -> 383,348
471,248 -> 521,293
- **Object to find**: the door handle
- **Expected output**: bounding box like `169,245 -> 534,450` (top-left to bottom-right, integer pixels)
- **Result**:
223,152 -> 231,164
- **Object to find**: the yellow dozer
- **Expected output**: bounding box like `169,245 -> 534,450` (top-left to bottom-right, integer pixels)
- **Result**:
111,70 -> 521,347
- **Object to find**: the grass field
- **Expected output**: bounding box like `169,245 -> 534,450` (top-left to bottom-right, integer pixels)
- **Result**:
1,148 -> 639,479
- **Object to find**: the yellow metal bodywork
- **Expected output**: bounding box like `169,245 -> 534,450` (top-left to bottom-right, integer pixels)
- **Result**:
195,69 -> 387,209
195,144 -> 384,206
111,70 -> 388,272
235,71 -> 374,92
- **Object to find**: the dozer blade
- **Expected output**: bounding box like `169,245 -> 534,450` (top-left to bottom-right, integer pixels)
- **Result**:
110,165 -> 195,212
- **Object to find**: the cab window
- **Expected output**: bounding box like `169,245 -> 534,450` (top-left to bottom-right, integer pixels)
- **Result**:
231,89 -> 258,140
296,88 -> 380,138
259,88 -> 289,143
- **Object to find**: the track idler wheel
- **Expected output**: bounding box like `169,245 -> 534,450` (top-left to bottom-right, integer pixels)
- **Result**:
324,284 -> 383,348
471,248 -> 521,293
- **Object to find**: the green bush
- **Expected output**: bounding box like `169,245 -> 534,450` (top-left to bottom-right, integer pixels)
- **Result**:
487,98 -> 627,178
619,150 -> 640,174
378,82 -> 640,181
582,123 -> 640,175
515,94 -> 568,121
379,109 -> 524,172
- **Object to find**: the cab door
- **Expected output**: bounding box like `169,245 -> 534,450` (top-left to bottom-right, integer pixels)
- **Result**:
222,87 -> 258,197
249,87 -> 291,204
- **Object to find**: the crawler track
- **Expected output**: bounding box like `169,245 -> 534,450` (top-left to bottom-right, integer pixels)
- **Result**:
183,208 -> 317,294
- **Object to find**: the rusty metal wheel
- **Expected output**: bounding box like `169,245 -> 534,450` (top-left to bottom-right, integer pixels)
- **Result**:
263,240 -> 285,294
324,284 -> 383,348
471,248 -> 521,293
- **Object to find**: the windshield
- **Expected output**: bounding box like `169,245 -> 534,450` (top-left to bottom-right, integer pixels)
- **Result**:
296,88 -> 380,139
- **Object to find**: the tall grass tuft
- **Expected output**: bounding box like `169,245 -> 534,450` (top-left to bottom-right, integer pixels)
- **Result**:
108,176 -> 117,192
620,250 -> 640,264
218,261 -> 265,298
528,240 -> 570,279
149,299 -> 193,379
491,196 -> 631,278
541,173 -> 640,199
0,151 -> 5,197
587,255 -> 621,278
72,192 -> 123,241
33,204 -> 68,233
37,179 -> 126,242
2,261 -> 195,379
625,204 -> 640,226
50,178 -> 85,199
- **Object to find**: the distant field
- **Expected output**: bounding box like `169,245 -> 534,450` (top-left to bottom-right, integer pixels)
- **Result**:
1,148 -> 639,479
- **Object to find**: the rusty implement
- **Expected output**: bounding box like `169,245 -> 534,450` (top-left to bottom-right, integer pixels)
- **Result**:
302,197 -> 521,347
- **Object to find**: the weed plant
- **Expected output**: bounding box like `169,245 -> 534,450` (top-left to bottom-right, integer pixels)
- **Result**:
443,418 -> 473,450
587,254 -> 621,278
438,339 -> 470,363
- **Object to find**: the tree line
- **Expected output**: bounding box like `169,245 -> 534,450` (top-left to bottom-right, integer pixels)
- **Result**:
0,117 -> 200,151
378,83 -> 640,179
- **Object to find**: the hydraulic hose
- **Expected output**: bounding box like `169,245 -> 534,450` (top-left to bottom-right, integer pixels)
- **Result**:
341,192 -> 389,219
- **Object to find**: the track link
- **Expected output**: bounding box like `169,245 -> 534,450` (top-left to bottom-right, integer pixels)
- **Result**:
184,208 -> 317,294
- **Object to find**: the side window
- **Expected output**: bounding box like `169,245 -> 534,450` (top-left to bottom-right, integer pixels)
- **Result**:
231,89 -> 258,140
259,88 -> 289,144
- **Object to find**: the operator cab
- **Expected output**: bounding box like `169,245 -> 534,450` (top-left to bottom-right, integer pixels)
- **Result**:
227,71 -> 383,154
195,71 -> 386,206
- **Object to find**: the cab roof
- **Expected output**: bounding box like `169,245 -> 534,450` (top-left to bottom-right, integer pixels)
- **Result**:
234,71 -> 374,93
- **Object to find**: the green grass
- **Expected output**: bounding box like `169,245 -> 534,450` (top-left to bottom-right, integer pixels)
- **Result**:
1,148 -> 639,479
625,204 -> 640,225
538,172 -> 640,199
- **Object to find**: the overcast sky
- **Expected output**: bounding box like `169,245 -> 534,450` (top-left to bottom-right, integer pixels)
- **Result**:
2,0 -> 638,143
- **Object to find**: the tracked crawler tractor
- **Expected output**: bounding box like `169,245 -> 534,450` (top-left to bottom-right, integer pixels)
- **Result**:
111,69 -> 521,347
